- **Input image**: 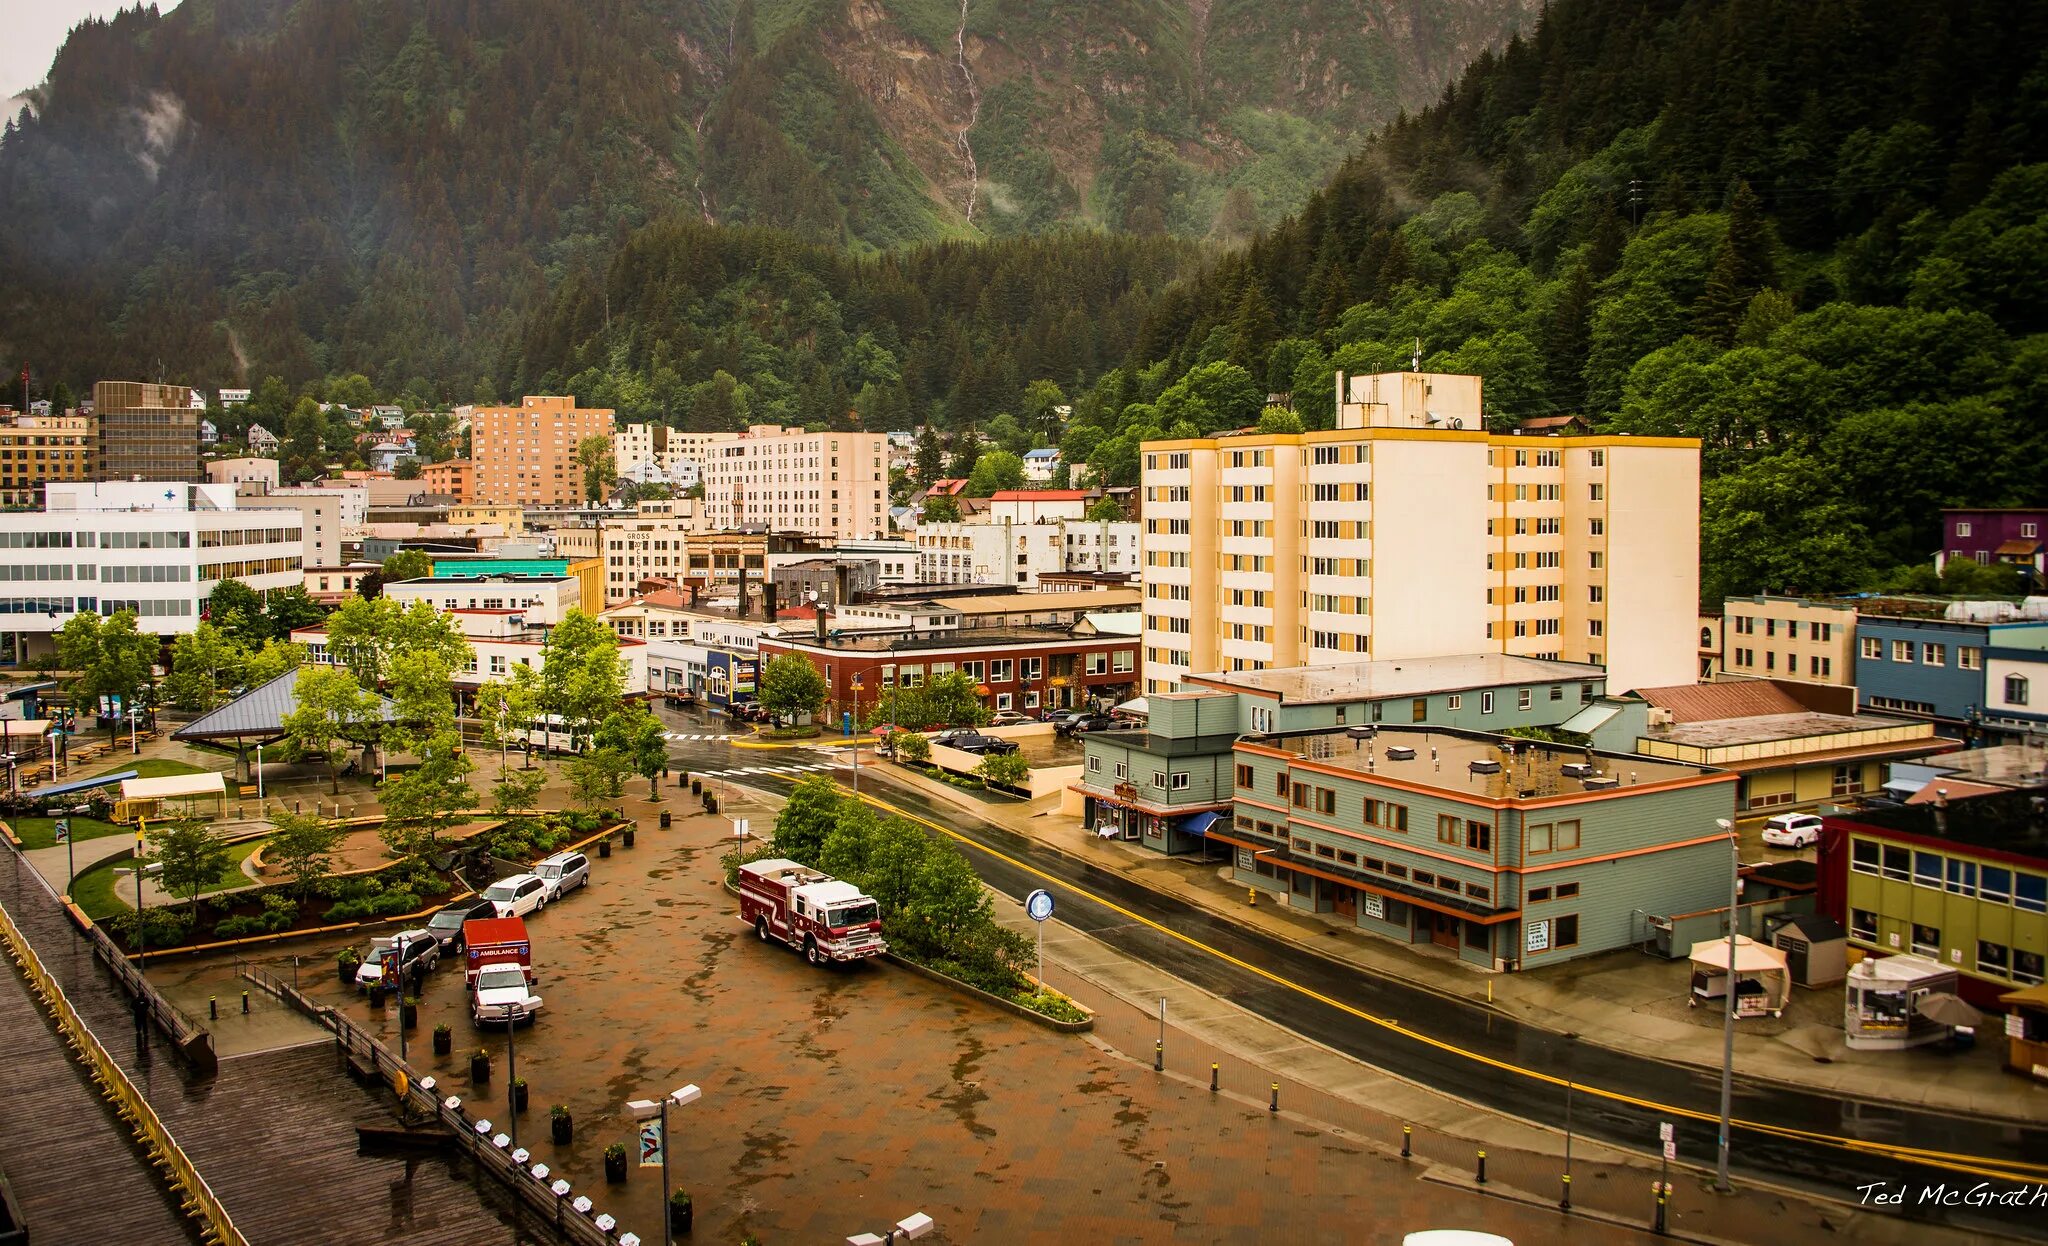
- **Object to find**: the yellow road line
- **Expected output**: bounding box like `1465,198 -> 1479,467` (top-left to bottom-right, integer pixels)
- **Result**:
855,789 -> 2048,1184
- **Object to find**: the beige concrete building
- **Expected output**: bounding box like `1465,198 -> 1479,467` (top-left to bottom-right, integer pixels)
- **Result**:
0,410 -> 94,507
555,499 -> 714,604
93,381 -> 198,482
1720,595 -> 1858,685
449,504 -> 526,536
1139,371 -> 1699,697
471,395 -> 615,507
234,486 -> 343,570
207,457 -> 280,490
699,425 -> 888,540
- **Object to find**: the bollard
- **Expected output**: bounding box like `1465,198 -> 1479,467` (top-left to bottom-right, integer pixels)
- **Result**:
1400,1125 -> 1411,1159
1153,1039 -> 1163,1072
1560,1173 -> 1572,1212
1476,1150 -> 1487,1184
1269,1083 -> 1279,1113
241,990 -> 250,1014
1653,1181 -> 1668,1235
1210,1064 -> 1218,1093
209,996 -> 217,1020
1247,887 -> 1257,906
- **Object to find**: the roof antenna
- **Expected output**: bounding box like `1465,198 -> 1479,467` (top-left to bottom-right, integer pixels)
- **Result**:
1411,338 -> 1422,373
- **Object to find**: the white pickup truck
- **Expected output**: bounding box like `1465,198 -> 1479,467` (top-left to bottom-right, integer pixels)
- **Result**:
471,965 -> 544,1027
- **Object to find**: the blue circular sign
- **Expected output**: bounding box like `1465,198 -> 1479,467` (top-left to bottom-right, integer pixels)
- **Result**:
1025,889 -> 1055,922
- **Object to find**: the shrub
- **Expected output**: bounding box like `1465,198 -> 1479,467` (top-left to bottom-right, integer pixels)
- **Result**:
327,898 -> 374,922
110,907 -> 190,949
893,731 -> 930,764
371,890 -> 419,916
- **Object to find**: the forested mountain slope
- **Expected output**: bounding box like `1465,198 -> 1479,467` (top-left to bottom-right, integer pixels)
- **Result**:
0,0 -> 1530,389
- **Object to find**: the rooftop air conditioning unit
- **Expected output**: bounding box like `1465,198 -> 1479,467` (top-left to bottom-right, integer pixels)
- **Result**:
1468,759 -> 1501,775
1386,746 -> 1416,761
1582,776 -> 1620,790
1560,762 -> 1597,778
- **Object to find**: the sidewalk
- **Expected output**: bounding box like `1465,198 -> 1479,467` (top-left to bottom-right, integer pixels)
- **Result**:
860,755 -> 2047,1126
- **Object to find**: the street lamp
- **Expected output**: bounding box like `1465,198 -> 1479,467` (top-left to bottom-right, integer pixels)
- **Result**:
1714,816 -> 1738,1193
847,1212 -> 933,1245
628,1084 -> 702,1246
849,677 -> 863,795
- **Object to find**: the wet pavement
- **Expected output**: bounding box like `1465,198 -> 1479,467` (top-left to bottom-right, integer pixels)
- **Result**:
174,789 -> 1636,1245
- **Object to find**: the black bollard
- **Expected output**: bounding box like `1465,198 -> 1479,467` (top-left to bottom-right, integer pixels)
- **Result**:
1560,1173 -> 1572,1212
209,996 -> 217,1020
1653,1182 -> 1668,1235
1476,1149 -> 1487,1184
1401,1125 -> 1412,1159
1269,1083 -> 1278,1113
1209,1063 -> 1218,1093
242,990 -> 250,1014
1153,1039 -> 1163,1072
660,810 -> 672,829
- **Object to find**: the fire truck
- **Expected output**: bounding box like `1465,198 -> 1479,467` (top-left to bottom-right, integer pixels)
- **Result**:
737,858 -> 886,965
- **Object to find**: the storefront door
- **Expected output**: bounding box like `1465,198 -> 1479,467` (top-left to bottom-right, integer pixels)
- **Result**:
1332,887 -> 1357,920
1430,911 -> 1460,949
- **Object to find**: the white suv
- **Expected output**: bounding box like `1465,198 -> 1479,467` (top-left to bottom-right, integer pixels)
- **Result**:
1761,813 -> 1823,849
483,873 -> 549,918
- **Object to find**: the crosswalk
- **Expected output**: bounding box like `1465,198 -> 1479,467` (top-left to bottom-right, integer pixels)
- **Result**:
662,732 -> 742,741
691,760 -> 853,779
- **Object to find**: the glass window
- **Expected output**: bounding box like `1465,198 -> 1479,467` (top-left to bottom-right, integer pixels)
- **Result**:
1978,941 -> 2010,978
1849,909 -> 1876,941
1981,865 -> 2011,904
1912,851 -> 1943,889
1910,923 -> 1941,957
2016,873 -> 2046,913
1554,820 -> 1580,851
1850,840 -> 1879,875
1555,914 -> 1580,947
1527,822 -> 1552,854
2016,950 -> 2045,986
1881,845 -> 1910,882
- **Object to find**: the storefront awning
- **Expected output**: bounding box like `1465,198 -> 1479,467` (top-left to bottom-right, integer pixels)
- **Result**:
1176,810 -> 1223,836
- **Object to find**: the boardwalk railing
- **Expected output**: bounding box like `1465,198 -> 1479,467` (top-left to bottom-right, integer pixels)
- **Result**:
0,900 -> 245,1246
239,961 -> 636,1246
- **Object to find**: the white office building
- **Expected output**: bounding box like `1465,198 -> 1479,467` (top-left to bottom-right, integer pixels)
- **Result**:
0,482 -> 304,658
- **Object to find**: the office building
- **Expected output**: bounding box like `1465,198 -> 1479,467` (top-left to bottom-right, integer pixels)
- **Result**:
420,459 -> 475,503
383,572 -> 582,625
699,425 -> 889,541
93,381 -> 200,482
1720,595 -> 1858,685
234,485 -> 343,569
0,410 -> 94,508
1138,371 -> 1699,696
471,395 -> 615,508
0,482 -> 302,659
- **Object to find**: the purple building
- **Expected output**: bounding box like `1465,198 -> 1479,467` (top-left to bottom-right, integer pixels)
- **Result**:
1936,508 -> 2047,577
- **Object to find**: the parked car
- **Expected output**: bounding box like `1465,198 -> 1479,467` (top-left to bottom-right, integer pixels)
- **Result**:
1045,710 -> 1087,732
483,873 -> 549,918
664,690 -> 697,708
355,929 -> 440,990
1059,713 -> 1115,736
1761,812 -> 1824,848
989,711 -> 1035,727
424,897 -> 498,952
533,850 -> 590,901
928,727 -> 981,746
948,733 -> 1021,756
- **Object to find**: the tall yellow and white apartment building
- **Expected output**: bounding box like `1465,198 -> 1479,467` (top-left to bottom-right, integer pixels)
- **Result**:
1139,371 -> 1699,695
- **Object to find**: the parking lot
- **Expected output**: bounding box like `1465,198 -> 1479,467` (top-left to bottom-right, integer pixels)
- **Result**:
193,792 -> 1624,1244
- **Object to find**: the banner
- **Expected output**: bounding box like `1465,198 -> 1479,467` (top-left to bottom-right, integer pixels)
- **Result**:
639,1119 -> 664,1168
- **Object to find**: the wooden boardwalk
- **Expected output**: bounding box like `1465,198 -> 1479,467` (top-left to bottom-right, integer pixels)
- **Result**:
0,943 -> 200,1246
0,847 -> 551,1246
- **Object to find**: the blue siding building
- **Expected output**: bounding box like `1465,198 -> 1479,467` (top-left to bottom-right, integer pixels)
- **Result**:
1855,612 -> 2048,740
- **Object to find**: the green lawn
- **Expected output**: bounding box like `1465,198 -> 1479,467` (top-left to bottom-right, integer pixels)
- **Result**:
64,838 -> 261,918
92,758 -> 213,781
10,815 -> 128,851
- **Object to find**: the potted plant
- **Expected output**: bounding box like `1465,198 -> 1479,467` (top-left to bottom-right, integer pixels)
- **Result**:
336,946 -> 360,986
549,1104 -> 572,1144
470,1049 -> 491,1085
667,1189 -> 693,1234
368,981 -> 387,1008
399,995 -> 419,1029
622,823 -> 636,848
510,1077 -> 528,1113
432,1022 -> 452,1055
597,835 -> 611,859
603,1142 -> 628,1184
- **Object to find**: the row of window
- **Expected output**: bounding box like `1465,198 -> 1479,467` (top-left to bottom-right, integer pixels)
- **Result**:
1234,815 -> 1497,904
1728,649 -> 1832,678
1731,616 -> 1837,641
1849,840 -> 2048,910
1861,637 -> 1982,670
1848,909 -> 2045,984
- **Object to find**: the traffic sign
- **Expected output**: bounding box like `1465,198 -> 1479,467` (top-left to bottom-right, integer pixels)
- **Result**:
733,818 -> 751,841
1025,889 -> 1055,922
1663,1140 -> 1677,1161
1658,1121 -> 1674,1143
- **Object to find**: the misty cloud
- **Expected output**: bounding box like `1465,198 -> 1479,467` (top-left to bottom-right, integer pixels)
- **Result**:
130,89 -> 184,180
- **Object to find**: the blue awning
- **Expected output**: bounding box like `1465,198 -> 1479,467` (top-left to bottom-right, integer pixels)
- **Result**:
21,769 -> 136,800
1176,810 -> 1224,837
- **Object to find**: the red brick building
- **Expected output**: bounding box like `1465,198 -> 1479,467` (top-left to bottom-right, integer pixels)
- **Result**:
758,628 -> 1140,721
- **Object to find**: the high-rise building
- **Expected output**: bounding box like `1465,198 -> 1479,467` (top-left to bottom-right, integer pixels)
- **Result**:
93,381 -> 199,482
0,410 -> 95,507
698,425 -> 889,541
1139,371 -> 1699,695
470,396 -> 615,508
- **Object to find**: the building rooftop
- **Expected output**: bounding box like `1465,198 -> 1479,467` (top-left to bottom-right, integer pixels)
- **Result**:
1260,726 -> 1714,802
1190,654 -> 1604,705
1830,788 -> 2048,863
927,589 -> 1140,615
989,489 -> 1085,500
770,625 -> 1131,654
1650,710 -> 1918,749
1893,742 -> 2048,790
389,573 -> 573,587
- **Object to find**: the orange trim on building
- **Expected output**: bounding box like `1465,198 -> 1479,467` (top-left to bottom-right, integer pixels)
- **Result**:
1208,830 -> 1520,925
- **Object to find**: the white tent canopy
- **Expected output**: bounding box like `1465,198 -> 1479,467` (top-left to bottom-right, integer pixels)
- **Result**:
119,772 -> 227,802
1687,934 -> 1788,974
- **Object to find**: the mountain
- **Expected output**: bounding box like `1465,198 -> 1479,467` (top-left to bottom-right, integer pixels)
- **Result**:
0,0 -> 1533,392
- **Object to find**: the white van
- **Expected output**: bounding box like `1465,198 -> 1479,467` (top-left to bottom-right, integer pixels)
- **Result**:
533,851 -> 590,901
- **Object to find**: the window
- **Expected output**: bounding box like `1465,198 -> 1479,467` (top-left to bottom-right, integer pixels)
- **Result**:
1554,882 -> 1579,899
2025,522 -> 2040,539
1979,941 -> 2010,977
1517,688 -> 1532,710
1554,820 -> 1580,850
2016,873 -> 2046,913
1554,914 -> 1580,947
2018,950 -> 2046,986
1235,763 -> 1253,789
1858,636 -> 1881,659
1412,697 -> 1427,722
1910,923 -> 1941,957
1275,770 -> 1289,796
1114,761 -> 1128,779
1466,820 -> 1492,852
1088,756 -> 1101,773
1922,643 -> 1946,666
1480,691 -> 1495,715
2007,674 -> 2031,706
1850,908 -> 1877,941
1959,647 -> 1980,671
1292,782 -> 1310,808
1316,787 -> 1335,815
1891,640 -> 1911,662
1152,771 -> 1168,790
1446,694 -> 1462,711
1528,886 -> 1552,903
1438,814 -> 1461,845
1831,764 -> 1859,797
1850,840 -> 1879,876
1981,864 -> 2011,904
1913,851 -> 1942,889
1528,822 -> 1552,854
1946,858 -> 1977,897
1955,521 -> 1973,537
1171,772 -> 1189,791
1880,845 -> 1909,882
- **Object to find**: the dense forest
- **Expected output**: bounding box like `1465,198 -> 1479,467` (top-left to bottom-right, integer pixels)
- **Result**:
0,0 -> 1529,389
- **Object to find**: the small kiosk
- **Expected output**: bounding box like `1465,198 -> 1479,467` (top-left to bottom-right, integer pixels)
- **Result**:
1843,953 -> 1956,1051
1997,983 -> 2048,1081
1687,935 -> 1789,1018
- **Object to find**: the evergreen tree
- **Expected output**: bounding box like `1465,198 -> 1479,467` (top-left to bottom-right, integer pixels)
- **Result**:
1693,181 -> 1777,346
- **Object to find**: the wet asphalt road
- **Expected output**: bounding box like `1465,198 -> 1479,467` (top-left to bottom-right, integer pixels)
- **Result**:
660,720 -> 2048,1239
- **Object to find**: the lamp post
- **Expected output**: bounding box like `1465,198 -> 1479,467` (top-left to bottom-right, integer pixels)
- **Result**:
849,677 -> 863,795
1714,816 -> 1738,1193
255,741 -> 265,802
505,1013 -> 518,1148
629,1084 -> 702,1246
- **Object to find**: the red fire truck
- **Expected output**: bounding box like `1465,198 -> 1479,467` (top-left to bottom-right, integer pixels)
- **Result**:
737,858 -> 886,965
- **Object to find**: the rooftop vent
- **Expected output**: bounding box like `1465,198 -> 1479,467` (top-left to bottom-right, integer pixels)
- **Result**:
1468,759 -> 1501,775
1386,746 -> 1416,761
1345,726 -> 1376,741
1560,762 -> 1597,778
1582,776 -> 1620,790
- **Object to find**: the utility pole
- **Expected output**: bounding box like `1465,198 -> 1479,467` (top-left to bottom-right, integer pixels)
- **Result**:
1714,817 -> 1738,1192
1628,178 -> 1643,229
